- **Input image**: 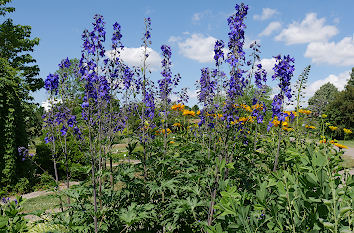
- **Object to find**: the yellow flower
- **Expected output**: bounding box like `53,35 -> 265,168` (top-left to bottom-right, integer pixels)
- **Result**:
272,119 -> 280,127
282,121 -> 289,127
319,139 -> 327,143
217,113 -> 223,119
252,103 -> 263,110
160,128 -> 171,134
182,110 -> 196,117
329,126 -> 338,131
172,122 -> 181,127
305,125 -> 316,129
298,109 -> 311,115
343,128 -> 352,134
169,141 -> 175,144
197,110 -> 201,115
321,114 -> 327,118
282,127 -> 293,132
334,143 -> 348,149
171,103 -> 185,111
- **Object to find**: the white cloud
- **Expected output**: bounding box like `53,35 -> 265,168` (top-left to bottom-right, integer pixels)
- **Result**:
304,35 -> 354,66
259,58 -> 276,76
41,98 -> 62,111
192,13 -> 202,22
105,47 -> 162,71
253,8 -> 278,21
275,13 -> 338,45
192,10 -> 211,23
259,21 -> 282,37
173,33 -> 218,63
306,70 -> 350,97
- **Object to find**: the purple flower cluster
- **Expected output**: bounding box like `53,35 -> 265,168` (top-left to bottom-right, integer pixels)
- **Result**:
223,3 -> 249,124
198,68 -> 217,107
268,55 -> 295,129
59,57 -> 71,69
18,146 -> 34,161
272,55 -> 295,100
254,64 -> 267,89
143,90 -> 155,120
44,73 -> 59,94
144,17 -> 152,40
158,45 -> 173,102
112,22 -> 123,49
82,14 -> 106,57
226,3 -> 248,67
214,40 -> 225,66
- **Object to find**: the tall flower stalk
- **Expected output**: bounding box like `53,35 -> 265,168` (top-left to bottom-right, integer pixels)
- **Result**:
79,14 -> 109,233
269,55 -> 295,172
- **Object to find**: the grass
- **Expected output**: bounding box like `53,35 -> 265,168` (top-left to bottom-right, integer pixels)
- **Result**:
22,193 -> 63,213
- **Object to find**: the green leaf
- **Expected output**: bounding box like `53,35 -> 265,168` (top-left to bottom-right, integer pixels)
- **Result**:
322,222 -> 334,229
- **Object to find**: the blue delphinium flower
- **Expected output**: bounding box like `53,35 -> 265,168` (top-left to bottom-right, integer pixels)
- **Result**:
144,90 -> 155,120
144,17 -> 152,40
214,40 -> 225,66
158,45 -> 173,103
112,22 -> 123,49
59,57 -> 71,69
44,73 -> 59,94
268,55 -> 295,130
223,3 -> 249,124
198,68 -> 217,107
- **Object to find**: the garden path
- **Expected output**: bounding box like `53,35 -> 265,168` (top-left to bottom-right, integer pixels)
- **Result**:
341,146 -> 354,175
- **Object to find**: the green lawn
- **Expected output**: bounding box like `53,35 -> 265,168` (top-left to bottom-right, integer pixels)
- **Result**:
22,194 -> 63,213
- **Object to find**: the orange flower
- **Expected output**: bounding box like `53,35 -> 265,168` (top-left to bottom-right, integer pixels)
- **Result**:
182,110 -> 196,117
169,141 -> 175,144
272,119 -> 280,127
171,103 -> 185,111
197,110 -> 201,115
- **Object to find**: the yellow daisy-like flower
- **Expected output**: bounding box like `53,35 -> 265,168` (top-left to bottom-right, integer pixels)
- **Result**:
172,122 -> 181,127
328,126 -> 338,131
282,127 -> 293,132
334,143 -> 348,149
171,103 -> 185,111
182,110 -> 196,117
160,128 -> 172,134
272,119 -> 281,127
343,128 -> 352,134
321,114 -> 327,118
197,110 -> 201,115
319,139 -> 327,143
169,141 -> 175,144
305,125 -> 316,129
298,109 -> 312,115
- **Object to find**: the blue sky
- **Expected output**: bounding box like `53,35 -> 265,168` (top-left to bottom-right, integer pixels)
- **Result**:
8,0 -> 354,107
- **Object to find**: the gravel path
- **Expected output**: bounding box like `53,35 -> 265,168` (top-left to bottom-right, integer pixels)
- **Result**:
7,181 -> 80,202
341,146 -> 354,175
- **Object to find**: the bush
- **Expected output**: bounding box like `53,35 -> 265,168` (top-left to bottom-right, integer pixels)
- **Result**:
14,178 -> 31,194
